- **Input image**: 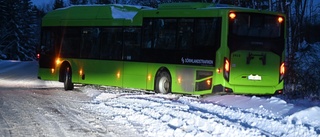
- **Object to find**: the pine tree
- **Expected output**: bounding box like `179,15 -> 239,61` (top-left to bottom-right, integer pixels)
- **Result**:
53,0 -> 64,10
96,0 -> 111,4
0,0 -> 38,60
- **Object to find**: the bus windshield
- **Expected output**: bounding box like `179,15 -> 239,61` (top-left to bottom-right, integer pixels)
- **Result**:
230,13 -> 282,38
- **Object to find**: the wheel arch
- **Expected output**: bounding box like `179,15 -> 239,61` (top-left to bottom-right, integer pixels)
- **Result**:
154,67 -> 172,91
59,61 -> 72,82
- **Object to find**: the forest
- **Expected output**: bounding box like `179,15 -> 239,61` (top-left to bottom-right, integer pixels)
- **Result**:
0,0 -> 319,99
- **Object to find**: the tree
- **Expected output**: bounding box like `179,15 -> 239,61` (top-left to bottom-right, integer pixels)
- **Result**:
96,0 -> 111,4
0,0 -> 38,60
53,0 -> 64,10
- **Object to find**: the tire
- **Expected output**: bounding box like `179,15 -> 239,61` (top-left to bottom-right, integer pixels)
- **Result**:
155,71 -> 171,94
64,66 -> 74,91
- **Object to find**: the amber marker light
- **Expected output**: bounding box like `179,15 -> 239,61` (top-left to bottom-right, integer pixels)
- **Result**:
55,58 -> 61,65
206,79 -> 211,86
278,17 -> 284,23
148,75 -> 152,81
117,71 -> 121,79
51,68 -> 55,74
229,13 -> 236,19
178,77 -> 182,84
216,68 -> 221,74
79,69 -> 83,76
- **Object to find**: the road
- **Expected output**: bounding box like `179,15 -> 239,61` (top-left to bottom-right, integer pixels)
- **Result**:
0,61 -> 319,137
0,86 -> 139,137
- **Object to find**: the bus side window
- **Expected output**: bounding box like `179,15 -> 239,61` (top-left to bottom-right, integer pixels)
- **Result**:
123,27 -> 141,61
193,18 -> 221,65
81,28 -> 100,59
154,19 -> 177,49
41,29 -> 54,55
177,19 -> 194,50
195,19 -> 217,47
100,28 -> 123,60
142,19 -> 153,48
61,27 -> 81,58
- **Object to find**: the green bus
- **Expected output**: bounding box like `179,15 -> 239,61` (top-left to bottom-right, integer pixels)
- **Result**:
38,2 -> 286,95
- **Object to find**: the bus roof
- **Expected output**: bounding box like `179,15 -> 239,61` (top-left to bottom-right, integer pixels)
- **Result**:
42,2 -> 284,27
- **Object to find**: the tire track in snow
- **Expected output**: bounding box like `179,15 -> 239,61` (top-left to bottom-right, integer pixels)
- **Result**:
179,97 -> 319,137
90,93 -> 319,137
91,94 -> 266,136
128,96 -> 274,136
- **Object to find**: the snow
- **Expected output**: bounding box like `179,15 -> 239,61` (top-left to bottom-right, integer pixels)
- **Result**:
1,60 -> 320,136
111,6 -> 138,20
0,61 -> 61,88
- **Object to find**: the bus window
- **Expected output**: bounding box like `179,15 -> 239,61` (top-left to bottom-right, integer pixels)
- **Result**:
100,28 -> 123,60
154,19 -> 177,49
41,29 -> 55,56
60,27 -> 81,58
229,13 -> 284,56
123,27 -> 141,61
194,18 -> 221,48
192,18 -> 221,65
178,19 -> 194,50
81,28 -> 100,59
230,13 -> 282,38
142,19 -> 153,48
39,27 -> 61,68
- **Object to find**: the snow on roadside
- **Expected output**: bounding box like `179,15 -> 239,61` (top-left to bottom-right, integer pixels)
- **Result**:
1,60 -> 319,136
0,61 -> 62,88
83,87 -> 320,137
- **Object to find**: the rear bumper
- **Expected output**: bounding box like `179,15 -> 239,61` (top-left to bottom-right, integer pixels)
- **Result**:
213,84 -> 283,95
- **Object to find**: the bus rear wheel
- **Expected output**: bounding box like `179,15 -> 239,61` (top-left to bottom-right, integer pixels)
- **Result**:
64,66 -> 74,91
155,71 -> 171,94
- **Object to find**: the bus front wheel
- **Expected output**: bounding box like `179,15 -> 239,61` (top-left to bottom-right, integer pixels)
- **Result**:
155,71 -> 171,94
64,66 -> 74,91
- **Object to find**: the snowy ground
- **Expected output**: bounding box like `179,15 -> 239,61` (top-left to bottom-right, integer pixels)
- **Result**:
0,61 -> 319,137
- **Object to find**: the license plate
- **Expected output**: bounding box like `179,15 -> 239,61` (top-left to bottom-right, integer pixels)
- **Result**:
248,74 -> 262,81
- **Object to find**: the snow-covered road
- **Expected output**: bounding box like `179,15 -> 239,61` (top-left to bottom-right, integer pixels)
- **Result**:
0,61 -> 319,137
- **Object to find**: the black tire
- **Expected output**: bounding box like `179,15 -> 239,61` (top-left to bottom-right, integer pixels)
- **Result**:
155,71 -> 171,94
64,66 -> 74,91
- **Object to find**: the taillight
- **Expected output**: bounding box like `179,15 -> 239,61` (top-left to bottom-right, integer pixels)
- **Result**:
36,53 -> 40,60
224,58 -> 230,81
279,62 -> 285,81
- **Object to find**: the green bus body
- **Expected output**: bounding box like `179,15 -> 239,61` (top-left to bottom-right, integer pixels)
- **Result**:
38,3 -> 286,95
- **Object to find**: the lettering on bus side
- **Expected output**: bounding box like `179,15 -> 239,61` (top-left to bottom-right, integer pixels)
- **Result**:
181,57 -> 214,66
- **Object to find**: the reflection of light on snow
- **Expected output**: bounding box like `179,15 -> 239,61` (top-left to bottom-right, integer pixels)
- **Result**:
0,79 -> 63,88
0,61 -> 63,88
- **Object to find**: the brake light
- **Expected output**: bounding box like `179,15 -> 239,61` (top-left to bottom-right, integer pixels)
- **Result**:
280,62 -> 285,75
36,54 -> 40,59
224,58 -> 230,81
225,59 -> 230,72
